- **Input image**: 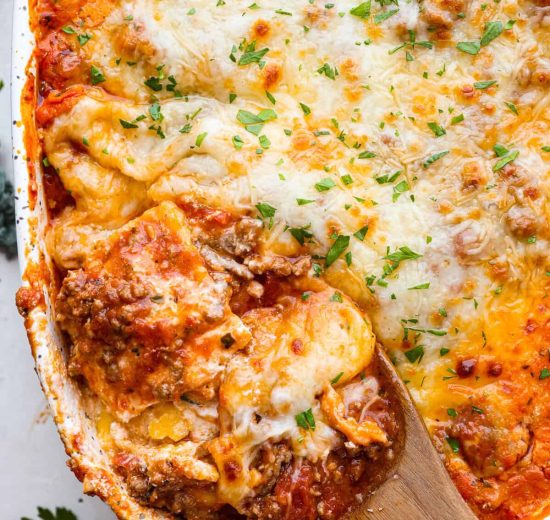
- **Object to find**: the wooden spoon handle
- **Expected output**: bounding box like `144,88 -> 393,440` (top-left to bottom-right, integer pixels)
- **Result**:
350,348 -> 477,520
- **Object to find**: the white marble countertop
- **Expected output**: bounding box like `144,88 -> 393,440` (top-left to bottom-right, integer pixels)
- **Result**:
0,2 -> 114,518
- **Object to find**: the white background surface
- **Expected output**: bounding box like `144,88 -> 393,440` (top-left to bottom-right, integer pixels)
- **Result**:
0,1 -> 114,518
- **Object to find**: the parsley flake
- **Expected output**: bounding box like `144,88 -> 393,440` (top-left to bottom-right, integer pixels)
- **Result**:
295,408 -> 316,430
350,1 -> 371,18
325,235 -> 350,267
90,65 -> 105,85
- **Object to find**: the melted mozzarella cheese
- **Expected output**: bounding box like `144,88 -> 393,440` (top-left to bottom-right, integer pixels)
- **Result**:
208,288 -> 375,507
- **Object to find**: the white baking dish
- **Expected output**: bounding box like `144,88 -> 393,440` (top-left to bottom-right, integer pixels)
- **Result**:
11,2 -> 169,518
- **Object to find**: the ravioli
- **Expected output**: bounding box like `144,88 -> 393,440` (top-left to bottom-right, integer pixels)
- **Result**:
56,202 -> 251,420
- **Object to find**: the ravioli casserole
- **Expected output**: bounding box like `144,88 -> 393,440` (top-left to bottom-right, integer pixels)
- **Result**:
16,0 -> 550,518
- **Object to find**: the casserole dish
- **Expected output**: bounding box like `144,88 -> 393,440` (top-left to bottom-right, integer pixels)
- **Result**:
13,0 -> 550,518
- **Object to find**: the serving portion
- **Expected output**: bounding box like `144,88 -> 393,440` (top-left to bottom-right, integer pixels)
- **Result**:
16,0 -> 550,518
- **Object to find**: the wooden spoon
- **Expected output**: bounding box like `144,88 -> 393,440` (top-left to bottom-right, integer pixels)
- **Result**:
350,346 -> 478,520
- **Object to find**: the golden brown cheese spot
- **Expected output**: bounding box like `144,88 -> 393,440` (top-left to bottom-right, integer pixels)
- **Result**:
421,0 -> 466,38
505,206 -> 539,239
461,162 -> 485,191
303,4 -> 332,28
111,22 -> 157,61
343,85 -> 365,103
339,58 -> 359,82
261,63 -> 282,90
291,128 -> 315,151
252,19 -> 271,39
56,202 -> 251,420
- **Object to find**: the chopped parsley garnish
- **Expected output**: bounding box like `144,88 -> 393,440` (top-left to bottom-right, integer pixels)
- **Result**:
358,150 -> 376,159
255,202 -> 277,218
428,122 -> 446,137
350,1 -> 371,18
474,80 -> 497,89
440,347 -> 450,356
236,108 -> 277,135
447,408 -> 458,417
376,171 -> 401,184
144,76 -> 162,91
384,246 -> 422,264
392,180 -> 410,201
297,198 -> 315,205
315,178 -> 336,192
232,135 -> 244,149
230,40 -> 269,67
408,282 -> 430,290
493,143 -> 509,157
78,33 -> 92,46
423,150 -> 449,168
295,408 -> 316,431
493,150 -> 519,171
299,102 -> 311,116
289,225 -> 314,245
259,134 -> 271,149
317,63 -> 339,80
330,291 -> 343,303
405,345 -> 424,363
451,114 -> 464,125
331,371 -> 345,384
472,405 -> 484,414
480,21 -> 503,47
119,119 -> 138,129
353,224 -> 369,241
389,30 -> 433,59
90,65 -> 105,85
195,132 -> 208,147
325,235 -> 350,267
446,436 -> 460,453
456,41 -> 480,55
149,102 -> 162,121
374,8 -> 398,24
505,101 -> 518,115
539,368 -> 550,380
